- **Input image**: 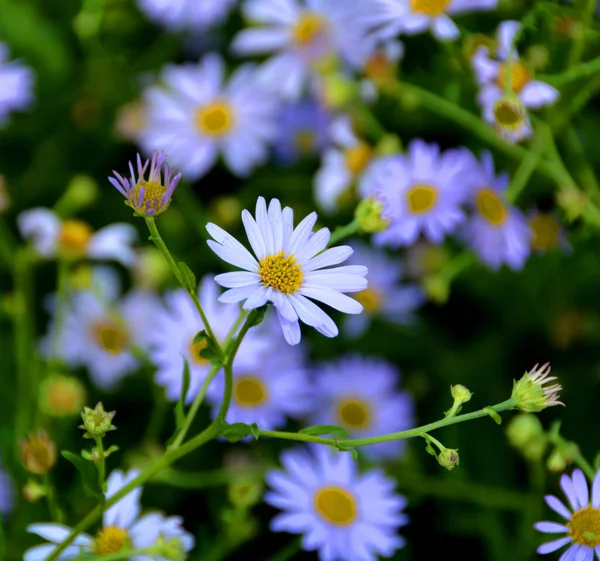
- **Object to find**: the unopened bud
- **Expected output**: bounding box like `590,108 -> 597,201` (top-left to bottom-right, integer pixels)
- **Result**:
355,197 -> 389,234
438,448 -> 460,471
54,175 -> 99,217
228,480 -> 263,509
546,443 -> 578,473
39,375 -> 86,418
375,135 -> 402,157
422,275 -> 449,304
79,402 -> 116,439
506,413 -> 544,450
133,246 -> 171,290
451,385 -> 472,405
23,480 -> 46,502
211,196 -> 242,229
20,430 -> 57,474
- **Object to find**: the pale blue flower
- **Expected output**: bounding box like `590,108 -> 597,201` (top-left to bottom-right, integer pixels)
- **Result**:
535,468 -> 600,560
141,54 -> 280,180
264,446 -> 408,560
0,42 -> 34,126
207,196 -> 368,345
136,0 -> 236,31
462,151 -> 531,270
0,465 -> 13,515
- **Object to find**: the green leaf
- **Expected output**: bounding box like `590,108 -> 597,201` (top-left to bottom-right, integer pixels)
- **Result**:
424,440 -> 437,457
299,425 -> 349,438
483,407 -> 502,425
250,423 -> 260,441
336,445 -> 358,461
249,304 -> 269,328
199,347 -> 218,361
174,360 -> 191,429
61,450 -> 102,497
222,423 -> 254,443
178,262 -> 197,292
193,330 -> 207,345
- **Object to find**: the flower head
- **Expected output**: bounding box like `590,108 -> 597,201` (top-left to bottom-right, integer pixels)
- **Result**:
136,0 -> 236,31
512,363 -> 563,413
79,402 -> 116,439
109,151 -> 182,217
20,430 -> 57,475
0,42 -> 34,126
265,446 -> 408,560
535,468 -> 600,558
207,196 -> 368,345
38,375 -> 86,418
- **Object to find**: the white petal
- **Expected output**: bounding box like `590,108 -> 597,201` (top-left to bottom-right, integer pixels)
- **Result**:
287,212 -> 318,255
232,28 -> 290,54
218,284 -> 260,304
213,271 -> 261,288
432,15 -> 459,41
289,294 -> 338,337
255,196 -> 275,255
206,223 -> 258,271
272,291 -> 298,322
17,208 -> 60,257
276,309 -> 301,345
497,20 -> 521,60
303,246 -> 353,273
242,285 -> 271,309
537,537 -> 572,555
268,199 -> 284,251
242,209 -> 268,260
520,81 -> 559,109
295,227 -> 330,264
300,286 -> 363,313
303,273 -> 367,292
87,224 -> 137,266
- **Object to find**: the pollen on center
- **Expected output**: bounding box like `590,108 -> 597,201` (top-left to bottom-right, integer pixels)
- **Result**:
354,287 -> 382,315
258,250 -> 303,295
337,397 -> 371,429
496,61 -> 531,94
196,100 -> 234,136
314,486 -> 357,526
477,189 -> 507,226
59,220 -> 93,255
410,0 -> 451,16
345,143 -> 373,176
92,320 -> 130,355
406,184 -> 438,215
292,12 -> 325,46
189,337 -> 209,365
233,376 -> 267,407
568,506 -> 600,547
93,526 -> 128,556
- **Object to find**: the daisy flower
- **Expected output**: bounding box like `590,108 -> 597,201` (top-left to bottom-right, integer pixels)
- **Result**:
535,468 -> 600,560
369,0 -> 497,42
343,241 -> 424,337
206,196 -> 368,345
232,0 -> 371,100
360,140 -> 476,248
472,21 -> 559,142
141,53 -> 279,180
0,42 -> 34,126
25,468 -> 194,560
109,151 -> 182,217
314,116 -> 375,214
462,151 -> 532,270
136,0 -> 236,31
148,275 -> 269,403
18,208 -> 137,266
264,446 -> 408,560
359,39 -> 404,102
309,355 -> 414,460
207,320 -> 311,430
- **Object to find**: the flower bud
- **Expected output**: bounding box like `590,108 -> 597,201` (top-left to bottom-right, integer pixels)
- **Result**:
511,363 -> 563,413
20,430 -> 57,474
79,402 -> 116,439
228,480 -> 263,509
321,75 -> 356,110
39,375 -> 86,418
133,247 -> 171,290
451,385 -> 472,405
211,196 -> 242,229
438,448 -> 460,471
422,275 -> 449,304
375,135 -> 402,157
355,198 -> 389,234
546,443 -> 578,473
23,480 -> 46,502
506,413 -> 544,450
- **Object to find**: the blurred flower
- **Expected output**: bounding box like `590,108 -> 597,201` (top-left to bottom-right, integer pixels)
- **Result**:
265,446 -> 408,560
506,413 -> 546,462
369,0 -> 497,42
20,430 -> 57,475
511,363 -> 563,413
114,99 -> 146,143
133,246 -> 171,290
38,375 -> 86,418
309,355 -> 414,460
233,0 -> 371,100
490,96 -> 532,143
462,151 -> 532,270
148,275 -> 269,403
314,116 -> 374,214
0,465 -> 13,514
361,141 -> 475,247
48,289 -> 160,391
472,21 -> 559,142
344,241 -> 424,337
404,239 -> 450,280
26,468 -> 194,560
207,321 -> 311,430
18,208 -> 137,266
141,54 -> 279,180
109,151 -> 182,217
529,211 -> 566,253
0,42 -> 34,126
207,196 -> 368,345
359,39 -> 404,102
274,97 -> 331,163
535,468 -> 600,558
136,0 -> 236,31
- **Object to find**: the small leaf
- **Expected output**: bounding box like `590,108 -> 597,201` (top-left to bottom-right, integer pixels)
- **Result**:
483,407 -> 502,425
336,445 -> 358,461
193,331 -> 207,345
250,423 -> 260,441
249,304 -> 269,328
178,262 -> 197,292
199,347 -> 218,361
299,425 -> 349,438
174,360 -> 191,429
424,440 -> 437,457
61,450 -> 102,497
222,423 -> 254,443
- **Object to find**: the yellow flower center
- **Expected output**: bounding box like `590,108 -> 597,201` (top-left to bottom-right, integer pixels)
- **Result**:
476,189 -> 507,226
58,220 -> 93,255
530,214 -> 560,251
337,398 -> 371,429
292,12 -> 325,46
132,180 -> 167,213
354,287 -> 382,314
410,0 -> 451,16
493,100 -> 524,128
196,101 -> 234,136
497,61 -> 531,94
258,250 -> 303,295
46,380 -> 84,416
295,130 -> 316,154
93,526 -> 128,556
189,338 -> 209,365
233,376 -> 267,406
406,184 -> 438,214
345,143 -> 373,176
92,320 -> 130,355
314,486 -> 357,526
568,506 -> 600,547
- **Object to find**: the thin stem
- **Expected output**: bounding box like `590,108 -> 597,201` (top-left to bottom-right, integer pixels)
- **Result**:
222,308 -> 248,354
548,431 -> 596,480
259,399 -> 516,448
328,219 -> 360,247
149,467 -> 265,489
506,136 -> 545,204
540,54 -> 600,87
94,437 -> 106,497
42,472 -> 62,523
0,216 -> 15,273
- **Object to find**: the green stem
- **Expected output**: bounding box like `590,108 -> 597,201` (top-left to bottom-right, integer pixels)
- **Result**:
260,399 -> 516,448
0,216 -> 15,273
144,217 -> 223,361
94,437 -> 106,497
222,308 -> 248,354
506,136 -> 545,204
43,472 -> 62,523
72,548 -> 153,561
149,467 -> 265,489
328,219 -> 360,247
539,55 -> 600,86
548,431 -> 595,479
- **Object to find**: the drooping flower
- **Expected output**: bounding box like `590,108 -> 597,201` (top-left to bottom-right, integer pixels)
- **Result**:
369,0 -> 497,42
232,0 -> 371,100
206,196 -> 368,345
147,275 -> 269,403
0,42 -> 34,126
360,140 -> 476,247
265,446 -> 408,560
141,54 -> 280,180
136,0 -> 236,31
535,468 -> 600,559
343,241 -> 424,337
109,151 -> 182,217
18,209 -> 137,266
314,116 -> 375,214
25,469 -> 194,560
309,355 -> 414,460
462,151 -> 532,270
472,21 -> 559,142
